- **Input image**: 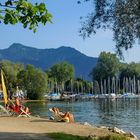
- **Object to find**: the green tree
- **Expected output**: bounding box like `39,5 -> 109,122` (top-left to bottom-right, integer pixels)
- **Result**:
120,62 -> 140,79
47,61 -> 75,92
48,62 -> 74,84
118,62 -> 140,93
79,0 -> 140,57
91,52 -> 120,81
0,60 -> 24,95
73,79 -> 92,94
0,0 -> 52,32
17,64 -> 48,99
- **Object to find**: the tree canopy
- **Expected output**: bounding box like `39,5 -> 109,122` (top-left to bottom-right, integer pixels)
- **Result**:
0,0 -> 52,32
120,62 -> 140,79
17,64 -> 48,100
91,52 -> 120,81
79,0 -> 140,57
0,60 -> 24,94
47,61 -> 75,84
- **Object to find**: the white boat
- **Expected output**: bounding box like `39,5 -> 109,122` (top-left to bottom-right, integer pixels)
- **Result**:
46,92 -> 61,101
121,92 -> 137,98
107,93 -> 116,99
96,94 -> 107,99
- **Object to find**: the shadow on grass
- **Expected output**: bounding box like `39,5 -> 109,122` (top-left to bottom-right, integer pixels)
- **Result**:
0,132 -> 130,140
48,133 -> 92,140
0,132 -> 52,140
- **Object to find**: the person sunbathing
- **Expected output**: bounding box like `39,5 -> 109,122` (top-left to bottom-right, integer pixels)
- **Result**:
15,98 -> 29,114
50,107 -> 75,123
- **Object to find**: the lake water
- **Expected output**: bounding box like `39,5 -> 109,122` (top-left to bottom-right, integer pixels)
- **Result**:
25,98 -> 140,139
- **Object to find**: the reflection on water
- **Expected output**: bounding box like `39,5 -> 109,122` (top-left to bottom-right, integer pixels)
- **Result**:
25,98 -> 140,139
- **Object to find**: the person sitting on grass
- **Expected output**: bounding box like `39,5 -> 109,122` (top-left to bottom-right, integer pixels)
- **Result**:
50,107 -> 75,123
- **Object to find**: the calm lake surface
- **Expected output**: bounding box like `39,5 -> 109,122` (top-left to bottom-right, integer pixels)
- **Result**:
25,98 -> 140,139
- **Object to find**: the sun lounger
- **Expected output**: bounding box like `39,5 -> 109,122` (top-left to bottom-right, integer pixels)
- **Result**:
49,108 -> 69,122
0,105 -> 11,116
7,104 -> 31,118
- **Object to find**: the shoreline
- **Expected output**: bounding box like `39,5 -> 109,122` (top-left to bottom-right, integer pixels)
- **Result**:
0,116 -> 137,140
0,100 -> 138,139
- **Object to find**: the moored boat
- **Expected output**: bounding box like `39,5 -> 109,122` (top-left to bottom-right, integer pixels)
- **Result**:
46,92 -> 61,101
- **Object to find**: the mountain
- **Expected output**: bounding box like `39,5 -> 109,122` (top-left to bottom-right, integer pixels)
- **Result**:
0,43 -> 98,80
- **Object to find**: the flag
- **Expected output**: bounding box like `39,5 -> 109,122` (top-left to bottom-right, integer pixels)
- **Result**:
1,70 -> 8,105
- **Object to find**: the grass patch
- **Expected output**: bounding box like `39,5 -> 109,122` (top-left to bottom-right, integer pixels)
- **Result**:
48,133 -> 92,140
48,133 -> 130,140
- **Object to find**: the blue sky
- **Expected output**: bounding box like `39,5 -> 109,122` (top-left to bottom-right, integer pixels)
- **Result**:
0,0 -> 139,63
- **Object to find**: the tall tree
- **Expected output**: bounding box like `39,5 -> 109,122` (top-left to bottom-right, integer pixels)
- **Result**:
17,64 -> 48,99
79,0 -> 140,57
0,60 -> 24,95
91,52 -> 120,81
47,61 -> 74,92
0,0 -> 52,32
120,62 -> 140,79
48,61 -> 74,84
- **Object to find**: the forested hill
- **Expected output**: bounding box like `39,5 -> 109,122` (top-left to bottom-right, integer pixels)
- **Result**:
0,43 -> 98,80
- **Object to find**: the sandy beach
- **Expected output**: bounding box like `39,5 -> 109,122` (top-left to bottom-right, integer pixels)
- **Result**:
0,116 -> 123,140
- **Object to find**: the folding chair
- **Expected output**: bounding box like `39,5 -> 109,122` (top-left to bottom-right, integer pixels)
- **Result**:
7,104 -> 31,118
0,105 -> 11,116
17,107 -> 31,118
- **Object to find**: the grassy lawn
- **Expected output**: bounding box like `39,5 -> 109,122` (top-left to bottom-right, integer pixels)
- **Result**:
48,133 -> 130,140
